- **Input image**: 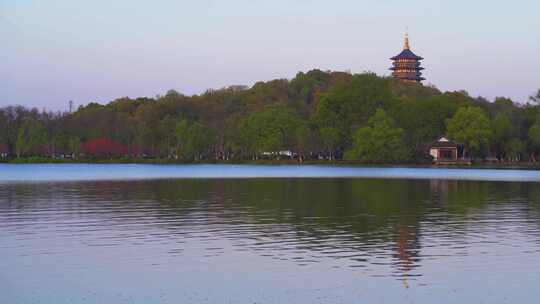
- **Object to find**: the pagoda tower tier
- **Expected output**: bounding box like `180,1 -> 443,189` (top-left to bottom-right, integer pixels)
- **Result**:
390,32 -> 425,83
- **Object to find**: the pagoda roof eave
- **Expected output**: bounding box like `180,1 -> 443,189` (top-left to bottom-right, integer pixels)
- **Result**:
390,49 -> 423,60
389,67 -> 424,71
390,55 -> 424,61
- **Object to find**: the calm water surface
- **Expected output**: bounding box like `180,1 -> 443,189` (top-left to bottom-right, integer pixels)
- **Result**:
1,165 -> 540,303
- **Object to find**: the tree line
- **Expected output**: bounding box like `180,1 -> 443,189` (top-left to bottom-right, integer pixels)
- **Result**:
2,70 -> 540,163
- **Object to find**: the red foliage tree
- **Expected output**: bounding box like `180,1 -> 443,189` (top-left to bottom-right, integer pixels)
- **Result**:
0,143 -> 8,154
81,138 -> 127,157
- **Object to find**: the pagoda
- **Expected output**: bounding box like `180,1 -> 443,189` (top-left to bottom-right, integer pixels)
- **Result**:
390,32 -> 425,83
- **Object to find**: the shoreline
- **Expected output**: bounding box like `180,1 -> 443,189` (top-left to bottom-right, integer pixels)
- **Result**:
2,158 -> 540,170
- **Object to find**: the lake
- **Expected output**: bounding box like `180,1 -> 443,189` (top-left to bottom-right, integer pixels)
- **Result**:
1,164 -> 540,303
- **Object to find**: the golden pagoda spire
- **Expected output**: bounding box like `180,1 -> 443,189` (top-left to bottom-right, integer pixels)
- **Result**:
404,31 -> 410,50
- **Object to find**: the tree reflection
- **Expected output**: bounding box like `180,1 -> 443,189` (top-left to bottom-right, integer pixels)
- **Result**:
2,177 -> 540,283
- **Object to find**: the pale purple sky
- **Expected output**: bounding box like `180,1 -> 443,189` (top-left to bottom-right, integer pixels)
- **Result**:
2,0 -> 539,111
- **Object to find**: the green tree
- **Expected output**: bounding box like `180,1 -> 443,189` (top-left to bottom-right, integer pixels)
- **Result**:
492,112 -> 512,160
294,123 -> 310,161
159,116 -> 177,158
174,119 -> 214,161
345,109 -> 409,163
69,136 -> 81,159
16,118 -> 48,157
319,127 -> 340,160
184,122 -> 214,161
0,110 -> 8,148
53,134 -> 80,158
528,120 -> 540,162
239,106 -> 302,158
446,107 -> 492,159
392,95 -> 458,154
315,73 -> 396,152
503,138 -> 524,162
175,119 -> 190,159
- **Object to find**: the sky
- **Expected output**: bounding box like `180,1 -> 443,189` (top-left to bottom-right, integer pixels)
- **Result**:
1,0 -> 539,111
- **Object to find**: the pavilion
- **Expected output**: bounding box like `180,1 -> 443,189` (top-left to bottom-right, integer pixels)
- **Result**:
429,137 -> 460,164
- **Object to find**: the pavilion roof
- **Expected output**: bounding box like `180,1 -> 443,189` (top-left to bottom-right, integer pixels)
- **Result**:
430,137 -> 459,148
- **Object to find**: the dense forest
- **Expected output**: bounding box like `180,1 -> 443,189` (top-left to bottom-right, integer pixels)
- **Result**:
2,70 -> 540,164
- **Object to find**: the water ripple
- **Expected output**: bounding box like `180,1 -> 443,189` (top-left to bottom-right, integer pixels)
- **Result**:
2,178 -> 540,303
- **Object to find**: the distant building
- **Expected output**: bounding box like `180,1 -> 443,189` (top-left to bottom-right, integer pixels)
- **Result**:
429,137 -> 459,164
390,32 -> 425,83
261,150 -> 295,158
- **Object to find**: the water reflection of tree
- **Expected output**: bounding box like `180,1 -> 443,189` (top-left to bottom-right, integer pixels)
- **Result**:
4,178 -> 540,280
429,179 -> 490,214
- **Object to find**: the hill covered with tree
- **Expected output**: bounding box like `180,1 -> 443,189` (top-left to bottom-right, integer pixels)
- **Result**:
2,70 -> 540,164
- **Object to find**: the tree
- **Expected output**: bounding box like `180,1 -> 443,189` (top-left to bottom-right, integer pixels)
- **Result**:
175,119 -> 190,159
345,109 -> 409,163
184,122 -> 214,161
2,70 -> 539,164
174,119 -> 214,161
319,127 -> 340,160
80,138 -> 126,157
492,112 -> 512,160
315,73 -> 396,153
528,120 -> 540,162
1,106 -> 41,155
69,137 -> 81,159
16,118 -> 48,157
159,116 -> 177,158
446,107 -> 492,159
294,123 -> 310,161
392,95 -> 458,154
503,138 -> 524,162
290,70 -> 332,105
239,106 -> 303,158
530,89 -> 540,104
53,133 -> 80,158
